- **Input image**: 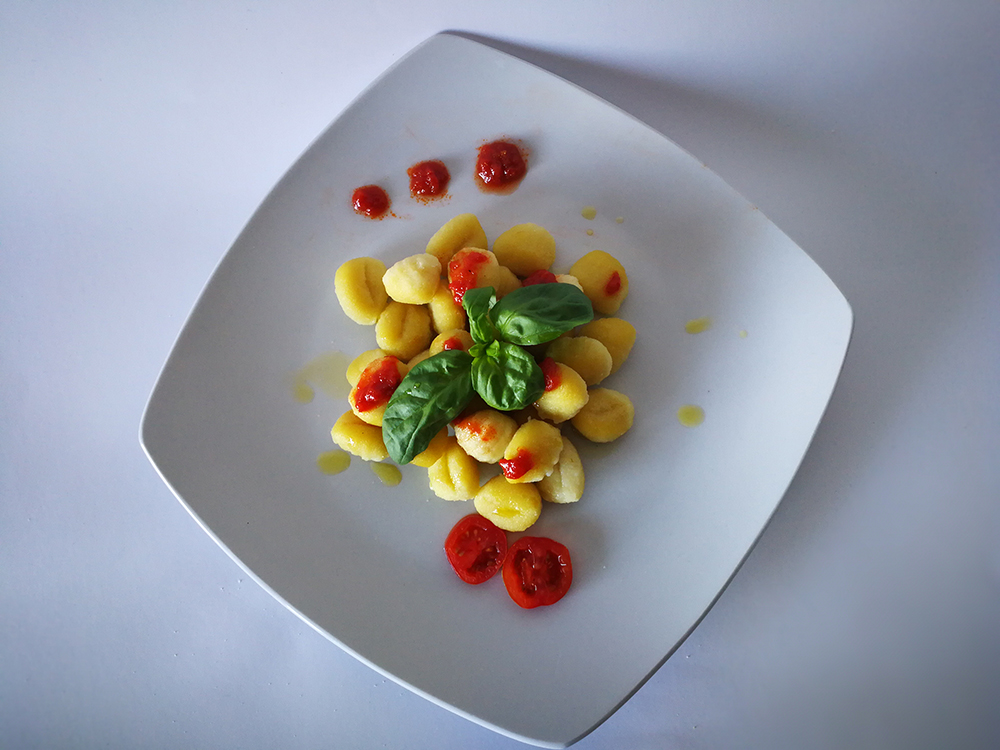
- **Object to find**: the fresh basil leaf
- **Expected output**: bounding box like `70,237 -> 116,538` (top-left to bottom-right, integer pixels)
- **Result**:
461,286 -> 498,345
382,350 -> 474,464
471,342 -> 544,411
490,283 -> 594,346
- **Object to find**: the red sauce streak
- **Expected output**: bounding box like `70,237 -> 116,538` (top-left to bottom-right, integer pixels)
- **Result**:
407,160 -> 450,200
448,250 -> 490,304
351,185 -> 390,219
500,448 -> 534,480
540,357 -> 562,392
605,271 -> 622,296
522,269 -> 557,286
457,417 -> 496,442
353,357 -> 402,412
441,336 -> 464,351
475,140 -> 527,193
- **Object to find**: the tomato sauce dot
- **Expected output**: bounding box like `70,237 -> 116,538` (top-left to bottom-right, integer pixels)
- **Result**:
475,140 -> 527,193
353,357 -> 402,412
351,185 -> 390,219
448,250 -> 490,304
499,448 -> 534,480
540,357 -> 562,392
605,271 -> 622,296
407,160 -> 450,200
441,336 -> 464,351
522,269 -> 557,286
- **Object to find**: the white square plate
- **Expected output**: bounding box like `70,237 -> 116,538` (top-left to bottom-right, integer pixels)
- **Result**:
141,33 -> 852,747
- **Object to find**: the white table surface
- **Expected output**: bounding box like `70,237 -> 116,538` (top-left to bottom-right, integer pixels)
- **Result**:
3,2 -> 998,749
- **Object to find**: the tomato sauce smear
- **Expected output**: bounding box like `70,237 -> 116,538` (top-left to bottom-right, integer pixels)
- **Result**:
540,357 -> 562,392
522,269 -> 557,286
475,139 -> 528,194
499,448 -> 534,480
407,160 -> 450,201
448,250 -> 491,304
605,271 -> 622,296
353,357 -> 402,412
351,185 -> 390,219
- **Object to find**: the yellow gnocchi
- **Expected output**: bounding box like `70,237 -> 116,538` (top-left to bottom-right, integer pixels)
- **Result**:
346,348 -> 389,387
330,410 -> 388,462
453,409 -> 518,464
570,249 -> 629,314
473,475 -> 542,532
348,356 -> 408,427
411,428 -> 450,468
491,223 -> 556,277
428,437 -> 481,501
546,335 -> 613,386
428,280 -> 466,334
382,253 -> 441,305
425,213 -> 488,265
538,437 -> 584,504
578,317 -> 636,374
335,257 -> 389,324
534,361 -> 589,423
429,329 -> 474,356
571,388 -> 634,443
500,419 -> 563,483
375,301 -> 433,361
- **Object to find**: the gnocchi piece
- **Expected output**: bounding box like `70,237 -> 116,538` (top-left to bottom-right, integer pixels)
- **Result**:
428,279 -> 466,334
500,419 -> 563,483
330,410 -> 388,462
534,360 -> 589,423
411,428 -> 450,468
453,409 -> 518,464
429,329 -> 475,356
491,223 -> 557,277
495,265 -> 522,297
348,355 -> 408,426
447,248 -> 502,303
546,336 -> 613,386
407,348 -> 432,368
571,388 -> 634,443
569,250 -> 629,314
428,437 -> 481,501
578,317 -> 636,374
474,475 -> 542,532
335,257 -> 389,324
382,253 -> 442,305
538,437 -> 585,504
375,301 -> 433,361
346,348 -> 389,387
425,213 -> 488,265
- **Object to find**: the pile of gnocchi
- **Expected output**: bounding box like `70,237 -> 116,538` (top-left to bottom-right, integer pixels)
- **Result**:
331,213 -> 636,534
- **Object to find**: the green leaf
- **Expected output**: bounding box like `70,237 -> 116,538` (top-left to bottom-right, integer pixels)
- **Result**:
461,286 -> 498,345
490,283 -> 594,346
382,350 -> 474,464
471,342 -> 544,411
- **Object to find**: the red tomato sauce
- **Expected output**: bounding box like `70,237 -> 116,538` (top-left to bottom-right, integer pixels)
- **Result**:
441,336 -> 464,351
522,269 -> 557,286
407,160 -> 450,200
351,185 -> 390,219
605,271 -> 622,296
475,140 -> 527,193
499,448 -> 534,480
448,250 -> 490,303
540,357 -> 561,392
456,416 -> 496,442
353,357 -> 402,411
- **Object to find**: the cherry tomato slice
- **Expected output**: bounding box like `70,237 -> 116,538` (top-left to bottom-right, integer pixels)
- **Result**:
502,536 -> 573,608
444,514 -> 508,585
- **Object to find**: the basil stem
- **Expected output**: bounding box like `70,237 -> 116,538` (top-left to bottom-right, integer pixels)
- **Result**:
471,342 -> 544,411
382,350 -> 474,464
490,283 -> 594,346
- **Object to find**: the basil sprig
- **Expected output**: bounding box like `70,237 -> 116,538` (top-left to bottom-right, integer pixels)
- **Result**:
382,281 -> 593,464
382,350 -> 474,465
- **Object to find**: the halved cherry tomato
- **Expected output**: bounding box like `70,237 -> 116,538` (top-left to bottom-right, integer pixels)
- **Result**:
444,514 -> 508,585
502,536 -> 573,608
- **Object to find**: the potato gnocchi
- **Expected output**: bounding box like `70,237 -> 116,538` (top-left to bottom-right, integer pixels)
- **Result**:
331,213 -> 635,531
